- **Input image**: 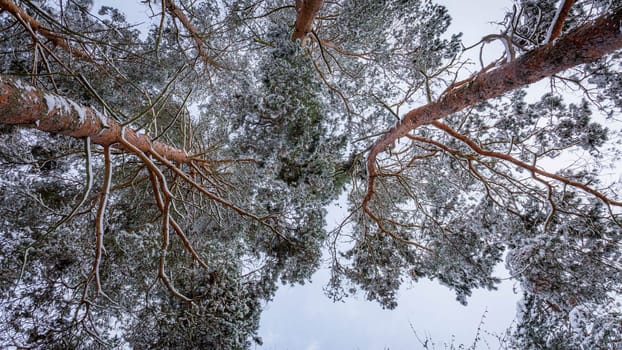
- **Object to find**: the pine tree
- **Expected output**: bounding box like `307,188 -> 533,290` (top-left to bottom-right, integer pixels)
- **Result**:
0,0 -> 621,348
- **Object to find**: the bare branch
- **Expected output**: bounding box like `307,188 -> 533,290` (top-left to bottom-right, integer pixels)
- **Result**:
90,145 -> 113,296
164,0 -> 220,68
431,120 -> 622,206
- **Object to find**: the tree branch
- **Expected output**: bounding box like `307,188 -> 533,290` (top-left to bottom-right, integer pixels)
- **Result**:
0,75 -> 190,163
364,7 -> 622,216
164,0 -> 220,68
89,145 -> 112,296
0,0 -> 92,60
431,120 -> 622,206
545,0 -> 577,43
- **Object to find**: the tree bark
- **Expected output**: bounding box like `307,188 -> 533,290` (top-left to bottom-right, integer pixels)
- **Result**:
0,76 -> 189,163
365,7 -> 622,203
292,0 -> 324,43
545,0 -> 577,43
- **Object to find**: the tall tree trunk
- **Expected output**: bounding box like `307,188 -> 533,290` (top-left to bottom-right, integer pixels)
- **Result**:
292,0 -> 324,43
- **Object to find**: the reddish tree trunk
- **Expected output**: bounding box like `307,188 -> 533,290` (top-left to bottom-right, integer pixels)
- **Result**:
0,76 -> 189,163
366,7 -> 622,193
292,0 -> 324,43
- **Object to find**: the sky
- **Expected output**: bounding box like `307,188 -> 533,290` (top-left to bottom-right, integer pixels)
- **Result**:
258,197 -> 517,350
256,1 -> 518,349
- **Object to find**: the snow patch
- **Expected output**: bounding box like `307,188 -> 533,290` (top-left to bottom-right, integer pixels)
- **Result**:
13,79 -> 24,90
44,93 -> 71,115
43,93 -> 91,123
64,162 -> 83,181
100,114 -> 112,128
92,106 -> 111,127
544,2 -> 565,44
67,99 -> 88,123
11,78 -> 39,104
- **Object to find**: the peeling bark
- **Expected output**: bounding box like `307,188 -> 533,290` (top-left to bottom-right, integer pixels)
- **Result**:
365,7 -> 622,207
0,76 -> 189,163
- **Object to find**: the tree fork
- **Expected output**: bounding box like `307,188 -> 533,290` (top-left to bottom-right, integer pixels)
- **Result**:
365,7 -> 622,207
0,75 -> 189,163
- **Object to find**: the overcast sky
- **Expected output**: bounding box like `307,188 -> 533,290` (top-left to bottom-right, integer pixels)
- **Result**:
258,197 -> 517,350
257,1 -> 517,349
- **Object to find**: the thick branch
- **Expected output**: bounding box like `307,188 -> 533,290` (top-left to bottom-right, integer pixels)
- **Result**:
0,75 -> 189,163
292,0 -> 324,43
365,7 -> 622,208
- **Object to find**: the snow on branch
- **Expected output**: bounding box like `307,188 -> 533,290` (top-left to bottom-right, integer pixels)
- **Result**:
0,75 -> 190,164
545,0 -> 577,44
